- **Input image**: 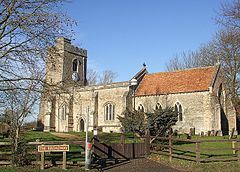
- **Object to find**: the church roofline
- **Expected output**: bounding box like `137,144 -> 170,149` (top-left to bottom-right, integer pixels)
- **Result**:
209,63 -> 221,88
135,65 -> 216,96
135,89 -> 210,97
75,81 -> 130,91
149,65 -> 215,75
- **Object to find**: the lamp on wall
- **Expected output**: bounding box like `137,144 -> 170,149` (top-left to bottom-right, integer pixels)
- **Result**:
130,78 -> 138,110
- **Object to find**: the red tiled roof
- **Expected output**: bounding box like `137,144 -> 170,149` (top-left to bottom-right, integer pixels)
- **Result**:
135,66 -> 216,96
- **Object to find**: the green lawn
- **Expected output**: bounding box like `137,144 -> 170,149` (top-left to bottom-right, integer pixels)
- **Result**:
22,131 -> 65,142
3,131 -> 240,171
151,135 -> 240,171
150,153 -> 240,172
68,131 -> 142,143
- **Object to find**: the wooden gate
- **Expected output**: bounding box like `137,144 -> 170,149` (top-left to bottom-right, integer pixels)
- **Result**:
92,137 -> 147,160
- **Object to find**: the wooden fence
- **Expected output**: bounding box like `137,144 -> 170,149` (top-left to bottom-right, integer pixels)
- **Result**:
92,137 -> 148,160
0,141 -> 86,166
150,135 -> 240,163
1,134 -> 240,167
0,137 -> 149,167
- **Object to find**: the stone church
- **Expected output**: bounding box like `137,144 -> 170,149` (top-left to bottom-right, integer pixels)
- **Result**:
39,37 -> 237,135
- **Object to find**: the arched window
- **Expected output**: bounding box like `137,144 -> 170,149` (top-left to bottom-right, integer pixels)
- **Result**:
59,104 -> 68,120
104,103 -> 115,121
175,102 -> 183,121
51,64 -> 56,71
72,59 -> 78,72
155,103 -> 162,110
138,104 -> 144,112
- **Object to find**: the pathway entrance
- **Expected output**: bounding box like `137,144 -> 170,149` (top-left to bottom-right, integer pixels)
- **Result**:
105,158 -> 180,172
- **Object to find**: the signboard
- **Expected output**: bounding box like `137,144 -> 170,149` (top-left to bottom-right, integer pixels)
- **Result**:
38,145 -> 69,152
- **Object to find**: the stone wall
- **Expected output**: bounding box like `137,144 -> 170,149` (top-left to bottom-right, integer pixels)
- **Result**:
63,82 -> 131,133
135,91 -> 214,134
210,67 -> 237,134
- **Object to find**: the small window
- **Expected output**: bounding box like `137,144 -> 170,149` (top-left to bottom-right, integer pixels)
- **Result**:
175,102 -> 183,121
138,104 -> 144,112
104,103 -> 115,121
155,103 -> 162,110
72,59 -> 78,72
52,64 -> 56,71
60,104 -> 67,120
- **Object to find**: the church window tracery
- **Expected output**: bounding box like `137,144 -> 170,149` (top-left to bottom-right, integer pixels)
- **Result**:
104,103 -> 115,120
59,104 -> 67,120
138,104 -> 144,112
175,102 -> 183,121
155,103 -> 162,110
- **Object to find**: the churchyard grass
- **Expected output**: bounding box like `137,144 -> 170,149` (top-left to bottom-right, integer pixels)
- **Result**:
150,153 -> 240,172
3,131 -> 240,171
150,134 -> 240,171
68,131 -> 142,143
22,131 -> 65,142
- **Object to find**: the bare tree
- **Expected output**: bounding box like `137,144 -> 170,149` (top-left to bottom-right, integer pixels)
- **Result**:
166,0 -> 240,108
217,0 -> 240,29
99,70 -> 117,85
0,0 -> 74,91
166,51 -> 203,71
87,69 -> 117,85
216,29 -> 240,106
87,68 -> 98,85
0,0 -> 74,165
1,66 -> 40,165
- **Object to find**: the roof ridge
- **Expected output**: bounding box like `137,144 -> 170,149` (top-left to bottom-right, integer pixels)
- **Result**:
147,66 -> 215,75
135,65 -> 216,96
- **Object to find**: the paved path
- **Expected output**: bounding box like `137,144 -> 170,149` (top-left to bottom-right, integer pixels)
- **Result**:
105,158 -> 180,172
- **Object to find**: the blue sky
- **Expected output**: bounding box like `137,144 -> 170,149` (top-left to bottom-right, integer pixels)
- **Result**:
64,0 -> 233,82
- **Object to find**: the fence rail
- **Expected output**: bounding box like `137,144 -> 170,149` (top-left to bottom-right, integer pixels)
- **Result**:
0,140 -> 86,167
150,135 -> 240,163
0,134 -> 240,167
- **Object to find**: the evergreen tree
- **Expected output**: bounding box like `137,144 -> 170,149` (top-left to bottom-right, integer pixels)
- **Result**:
147,107 -> 178,137
118,108 -> 146,136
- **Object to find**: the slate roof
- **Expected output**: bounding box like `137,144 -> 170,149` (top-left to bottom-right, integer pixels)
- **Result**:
135,66 -> 216,96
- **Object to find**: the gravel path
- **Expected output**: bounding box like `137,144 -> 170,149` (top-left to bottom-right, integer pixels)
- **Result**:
105,158 -> 180,172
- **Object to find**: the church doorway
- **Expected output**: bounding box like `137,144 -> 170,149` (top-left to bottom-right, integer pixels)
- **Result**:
80,119 -> 85,132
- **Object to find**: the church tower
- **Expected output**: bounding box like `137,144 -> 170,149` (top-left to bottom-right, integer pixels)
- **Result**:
46,37 -> 87,86
39,37 -> 87,131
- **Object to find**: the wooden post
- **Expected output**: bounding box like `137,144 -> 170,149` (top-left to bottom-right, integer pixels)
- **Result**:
120,134 -> 125,144
169,136 -> 172,162
232,141 -> 236,155
92,137 -> 95,156
237,141 -> 240,161
145,130 -> 150,155
63,151 -> 66,170
40,151 -> 45,170
229,128 -> 235,139
36,139 -> 40,162
121,134 -> 125,156
196,141 -> 200,163
169,128 -> 173,162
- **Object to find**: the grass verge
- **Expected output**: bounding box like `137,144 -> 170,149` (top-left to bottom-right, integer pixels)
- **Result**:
150,153 -> 240,172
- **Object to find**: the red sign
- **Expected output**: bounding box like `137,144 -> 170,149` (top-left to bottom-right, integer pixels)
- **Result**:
38,145 -> 69,152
